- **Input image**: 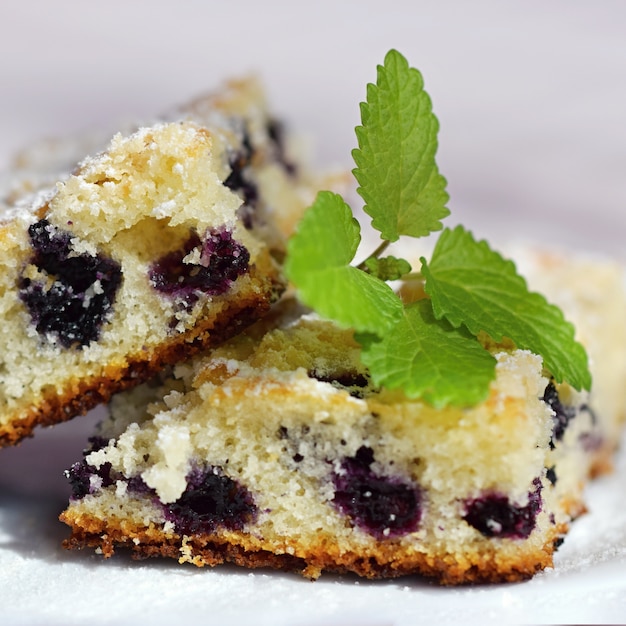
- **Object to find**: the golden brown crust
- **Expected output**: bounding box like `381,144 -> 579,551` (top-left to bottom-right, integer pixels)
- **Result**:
0,255 -> 283,446
60,504 -> 563,585
60,512 -> 309,574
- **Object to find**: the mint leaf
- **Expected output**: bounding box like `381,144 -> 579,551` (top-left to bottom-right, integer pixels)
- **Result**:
421,225 -> 591,390
358,299 -> 496,407
285,190 -> 403,334
284,50 -> 592,409
352,49 -> 450,242
364,255 -> 412,281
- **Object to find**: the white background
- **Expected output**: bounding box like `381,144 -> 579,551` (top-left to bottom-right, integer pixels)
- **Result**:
0,2 -> 625,624
1,1 -> 626,257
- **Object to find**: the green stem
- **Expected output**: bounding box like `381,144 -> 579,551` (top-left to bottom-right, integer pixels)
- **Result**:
402,271 -> 424,282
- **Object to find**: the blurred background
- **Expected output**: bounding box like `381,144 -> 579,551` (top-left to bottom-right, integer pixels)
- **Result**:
1,0 -> 625,255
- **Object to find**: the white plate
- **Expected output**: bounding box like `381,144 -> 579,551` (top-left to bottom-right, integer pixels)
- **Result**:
1,2 -> 625,624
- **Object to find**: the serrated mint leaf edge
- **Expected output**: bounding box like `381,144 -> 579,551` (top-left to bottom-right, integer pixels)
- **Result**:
351,48 -> 450,243
284,191 -> 361,277
357,299 -> 497,408
284,190 -> 404,336
421,226 -> 592,390
293,264 -> 404,335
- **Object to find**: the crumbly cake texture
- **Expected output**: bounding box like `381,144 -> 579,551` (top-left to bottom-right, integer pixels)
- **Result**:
0,77 -> 323,446
60,251 -> 626,584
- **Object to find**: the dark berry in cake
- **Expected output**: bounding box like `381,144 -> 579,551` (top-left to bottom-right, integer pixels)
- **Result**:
546,465 -> 557,486
463,478 -> 543,539
224,130 -> 259,228
149,227 -> 250,308
542,382 -> 578,447
332,446 -> 423,539
66,436 -> 118,499
163,466 -> 257,535
66,460 -> 115,499
18,219 -> 122,348
309,370 -> 370,398
267,118 -> 297,175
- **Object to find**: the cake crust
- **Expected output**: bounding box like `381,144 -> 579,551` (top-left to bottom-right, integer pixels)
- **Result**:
60,508 -> 565,584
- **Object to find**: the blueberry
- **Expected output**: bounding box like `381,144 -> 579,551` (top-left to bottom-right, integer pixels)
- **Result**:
149,227 -> 249,309
542,382 -> 578,448
65,462 -> 92,499
308,370 -> 371,398
163,466 -> 257,535
66,459 -> 114,499
223,130 -> 258,228
266,119 -> 297,176
19,219 -> 122,348
332,446 -> 423,539
224,152 -> 258,208
463,478 -> 543,539
65,436 -> 116,499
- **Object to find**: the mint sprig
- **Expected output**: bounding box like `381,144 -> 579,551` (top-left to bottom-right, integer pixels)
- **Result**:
421,225 -> 591,390
285,49 -> 591,406
353,50 -> 450,241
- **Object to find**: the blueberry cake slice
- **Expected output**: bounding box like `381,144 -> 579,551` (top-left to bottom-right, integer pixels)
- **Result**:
59,248 -> 626,584
0,77 -> 319,446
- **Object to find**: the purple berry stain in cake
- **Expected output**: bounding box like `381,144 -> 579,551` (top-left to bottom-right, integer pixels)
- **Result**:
463,478 -> 543,539
149,227 -> 249,309
18,219 -> 122,348
332,446 -> 423,539
163,465 -> 257,535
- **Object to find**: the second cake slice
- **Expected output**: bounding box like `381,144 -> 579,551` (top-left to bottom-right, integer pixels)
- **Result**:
60,248 -> 626,584
0,78 -> 314,445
